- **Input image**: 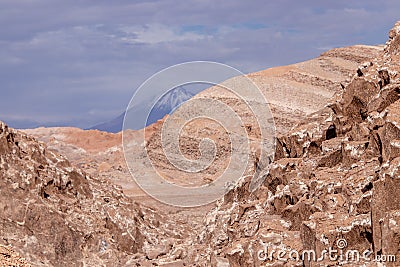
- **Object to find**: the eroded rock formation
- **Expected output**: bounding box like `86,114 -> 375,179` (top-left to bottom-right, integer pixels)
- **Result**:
0,121 -> 187,266
166,21 -> 400,266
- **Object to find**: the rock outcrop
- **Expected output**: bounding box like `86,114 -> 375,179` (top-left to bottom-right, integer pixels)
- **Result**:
0,121 -> 186,266
165,21 -> 400,266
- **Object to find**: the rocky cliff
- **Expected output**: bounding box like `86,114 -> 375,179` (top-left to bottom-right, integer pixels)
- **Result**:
170,21 -> 400,266
0,121 -> 186,266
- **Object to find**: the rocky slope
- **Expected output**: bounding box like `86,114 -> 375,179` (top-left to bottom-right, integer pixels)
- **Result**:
24,44 -> 381,193
0,121 -> 187,266
19,26 -> 393,266
201,44 -> 382,134
167,21 -> 400,266
23,44 -> 382,243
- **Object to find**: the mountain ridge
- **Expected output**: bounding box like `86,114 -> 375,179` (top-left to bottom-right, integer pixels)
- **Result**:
88,86 -> 195,133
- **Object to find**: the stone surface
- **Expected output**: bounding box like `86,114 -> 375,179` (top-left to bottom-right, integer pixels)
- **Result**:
0,244 -> 31,267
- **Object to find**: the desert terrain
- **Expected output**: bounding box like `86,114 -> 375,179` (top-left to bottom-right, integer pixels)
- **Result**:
1,21 -> 399,266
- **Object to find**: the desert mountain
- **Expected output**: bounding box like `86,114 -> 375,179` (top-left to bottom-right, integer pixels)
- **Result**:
24,43 -> 383,262
19,22 -> 400,266
25,44 -> 382,191
89,86 -> 196,133
24,44 -> 382,228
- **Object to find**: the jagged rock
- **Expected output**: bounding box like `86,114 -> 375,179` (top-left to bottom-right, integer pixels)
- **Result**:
317,137 -> 344,167
281,197 -> 321,230
371,158 -> 400,258
380,100 -> 400,162
380,210 -> 400,267
351,191 -> 372,215
387,21 -> 400,55
368,84 -> 400,114
301,213 -> 372,267
276,108 -> 334,159
341,140 -> 369,167
0,121 -> 186,266
342,78 -> 379,118
177,21 -> 400,266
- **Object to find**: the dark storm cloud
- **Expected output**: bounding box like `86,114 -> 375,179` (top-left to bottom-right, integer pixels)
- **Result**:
0,0 -> 399,128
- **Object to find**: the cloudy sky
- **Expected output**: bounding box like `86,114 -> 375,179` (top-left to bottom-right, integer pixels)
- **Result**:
1,0 -> 399,129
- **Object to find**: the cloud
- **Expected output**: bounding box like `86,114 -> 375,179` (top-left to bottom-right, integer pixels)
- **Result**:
119,24 -> 209,44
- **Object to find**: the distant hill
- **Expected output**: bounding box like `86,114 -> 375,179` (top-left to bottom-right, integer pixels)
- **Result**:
89,86 -> 195,133
88,112 -> 125,133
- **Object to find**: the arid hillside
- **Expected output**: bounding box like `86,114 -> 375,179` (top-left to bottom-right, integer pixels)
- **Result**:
16,22 -> 400,266
25,44 -> 381,196
0,121 -> 188,266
